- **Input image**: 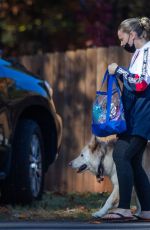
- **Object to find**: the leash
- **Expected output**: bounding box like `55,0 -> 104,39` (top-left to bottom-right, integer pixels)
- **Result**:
96,154 -> 105,183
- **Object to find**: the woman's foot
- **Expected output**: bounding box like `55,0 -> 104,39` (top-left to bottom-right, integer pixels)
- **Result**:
135,211 -> 150,221
101,208 -> 133,221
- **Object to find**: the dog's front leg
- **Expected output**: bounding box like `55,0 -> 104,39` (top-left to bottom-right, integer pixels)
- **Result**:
92,184 -> 119,218
92,170 -> 119,218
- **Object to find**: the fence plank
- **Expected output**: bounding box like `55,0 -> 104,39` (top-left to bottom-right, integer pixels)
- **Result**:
45,52 -> 67,192
64,50 -> 87,192
84,48 -> 100,192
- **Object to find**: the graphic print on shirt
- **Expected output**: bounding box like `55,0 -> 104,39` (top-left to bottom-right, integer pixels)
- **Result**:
116,48 -> 149,92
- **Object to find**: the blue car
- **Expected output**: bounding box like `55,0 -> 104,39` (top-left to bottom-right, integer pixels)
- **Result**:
0,58 -> 62,204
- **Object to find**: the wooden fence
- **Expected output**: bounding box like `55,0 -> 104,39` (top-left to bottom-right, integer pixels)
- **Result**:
19,47 -> 131,193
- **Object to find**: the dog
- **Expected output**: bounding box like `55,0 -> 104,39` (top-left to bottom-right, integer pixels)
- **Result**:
69,135 -> 150,218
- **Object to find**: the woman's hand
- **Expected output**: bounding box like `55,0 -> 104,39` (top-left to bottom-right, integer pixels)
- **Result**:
108,63 -> 118,74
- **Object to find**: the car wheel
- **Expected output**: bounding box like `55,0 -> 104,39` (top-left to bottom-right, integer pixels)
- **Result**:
1,119 -> 45,204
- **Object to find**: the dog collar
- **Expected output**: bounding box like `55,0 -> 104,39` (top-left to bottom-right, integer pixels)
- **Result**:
96,154 -> 105,183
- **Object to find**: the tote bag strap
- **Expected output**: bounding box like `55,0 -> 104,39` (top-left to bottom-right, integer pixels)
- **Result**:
108,76 -> 124,119
114,77 -> 123,105
101,69 -> 109,86
97,71 -> 122,122
97,70 -> 109,93
106,75 -> 114,122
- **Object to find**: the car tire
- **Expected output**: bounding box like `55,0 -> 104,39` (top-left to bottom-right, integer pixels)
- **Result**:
0,119 -> 45,204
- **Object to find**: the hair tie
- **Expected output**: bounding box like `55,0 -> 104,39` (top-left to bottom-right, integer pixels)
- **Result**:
139,19 -> 145,30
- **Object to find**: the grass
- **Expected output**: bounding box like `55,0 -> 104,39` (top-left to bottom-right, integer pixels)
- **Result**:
0,192 -> 109,221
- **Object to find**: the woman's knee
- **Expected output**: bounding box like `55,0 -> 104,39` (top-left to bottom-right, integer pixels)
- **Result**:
112,139 -> 129,164
112,148 -> 127,167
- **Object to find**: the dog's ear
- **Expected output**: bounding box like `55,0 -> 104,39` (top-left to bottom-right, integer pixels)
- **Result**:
89,135 -> 107,154
97,140 -> 107,155
89,135 -> 97,143
89,135 -> 99,153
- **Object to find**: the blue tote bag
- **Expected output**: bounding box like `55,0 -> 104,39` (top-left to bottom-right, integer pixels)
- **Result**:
92,70 -> 126,137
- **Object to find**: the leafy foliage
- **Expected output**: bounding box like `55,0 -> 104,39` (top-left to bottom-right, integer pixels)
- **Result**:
0,0 -> 149,56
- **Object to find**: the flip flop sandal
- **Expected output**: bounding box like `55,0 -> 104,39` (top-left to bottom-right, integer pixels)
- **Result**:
134,215 -> 150,222
101,212 -> 134,222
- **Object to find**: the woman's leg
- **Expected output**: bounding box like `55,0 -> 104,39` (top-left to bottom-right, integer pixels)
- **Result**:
102,135 -> 133,219
112,135 -> 132,209
113,135 -> 147,209
102,135 -> 149,219
131,137 -> 150,211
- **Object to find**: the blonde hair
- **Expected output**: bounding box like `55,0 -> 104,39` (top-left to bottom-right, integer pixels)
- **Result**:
118,17 -> 150,40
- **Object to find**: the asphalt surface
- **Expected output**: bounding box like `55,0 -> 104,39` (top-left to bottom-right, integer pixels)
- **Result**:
0,221 -> 150,230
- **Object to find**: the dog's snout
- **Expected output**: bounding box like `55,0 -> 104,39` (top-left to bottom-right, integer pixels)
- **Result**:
68,161 -> 72,167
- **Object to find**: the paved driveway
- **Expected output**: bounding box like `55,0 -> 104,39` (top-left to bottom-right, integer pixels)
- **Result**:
0,221 -> 150,230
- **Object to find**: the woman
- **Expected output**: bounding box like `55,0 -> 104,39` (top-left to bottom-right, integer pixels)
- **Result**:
103,17 -> 150,221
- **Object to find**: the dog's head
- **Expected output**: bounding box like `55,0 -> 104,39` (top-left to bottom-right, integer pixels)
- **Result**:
68,135 -> 106,175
